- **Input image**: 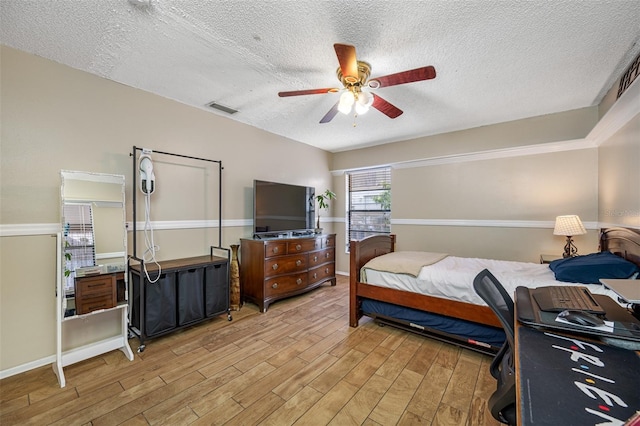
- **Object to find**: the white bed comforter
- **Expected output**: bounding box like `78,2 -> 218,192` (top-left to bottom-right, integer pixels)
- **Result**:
363,255 -> 622,307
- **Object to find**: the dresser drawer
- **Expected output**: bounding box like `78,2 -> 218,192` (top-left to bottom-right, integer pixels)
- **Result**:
324,235 -> 335,248
264,241 -> 287,257
264,254 -> 308,277
76,294 -> 116,315
287,239 -> 317,253
76,275 -> 116,298
308,263 -> 335,284
308,248 -> 334,267
265,273 -> 308,297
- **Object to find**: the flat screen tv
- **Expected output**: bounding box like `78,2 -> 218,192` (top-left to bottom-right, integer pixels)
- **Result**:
253,180 -> 315,235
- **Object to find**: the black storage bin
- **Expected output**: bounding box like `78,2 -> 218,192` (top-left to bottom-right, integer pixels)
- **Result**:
129,255 -> 230,350
205,263 -> 229,317
131,271 -> 177,336
178,268 -> 205,325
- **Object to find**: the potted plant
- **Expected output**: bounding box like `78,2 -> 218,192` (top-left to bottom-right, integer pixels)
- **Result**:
315,189 -> 336,233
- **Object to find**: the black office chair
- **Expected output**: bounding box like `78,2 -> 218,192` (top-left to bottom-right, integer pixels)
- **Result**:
473,269 -> 517,425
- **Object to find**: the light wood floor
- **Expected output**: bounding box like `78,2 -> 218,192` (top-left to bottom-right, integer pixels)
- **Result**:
1,275 -> 501,426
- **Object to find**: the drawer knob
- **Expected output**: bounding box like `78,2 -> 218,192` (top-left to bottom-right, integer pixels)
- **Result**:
325,268 -> 329,273
325,252 -> 330,258
272,263 -> 279,270
313,255 -> 318,262
296,259 -> 302,266
312,273 -> 317,279
296,244 -> 302,251
272,283 -> 278,289
296,278 -> 302,285
273,247 -> 279,254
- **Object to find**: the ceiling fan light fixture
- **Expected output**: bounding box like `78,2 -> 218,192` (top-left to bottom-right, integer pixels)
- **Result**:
355,91 -> 373,114
354,102 -> 369,115
361,91 -> 374,106
338,102 -> 352,115
338,91 -> 355,115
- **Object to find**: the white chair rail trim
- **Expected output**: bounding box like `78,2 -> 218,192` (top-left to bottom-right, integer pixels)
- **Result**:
4,220 -> 635,237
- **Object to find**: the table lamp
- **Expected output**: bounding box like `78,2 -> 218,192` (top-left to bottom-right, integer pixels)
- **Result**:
553,215 -> 587,258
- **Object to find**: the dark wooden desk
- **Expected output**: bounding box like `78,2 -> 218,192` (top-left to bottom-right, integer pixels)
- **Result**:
515,300 -> 640,425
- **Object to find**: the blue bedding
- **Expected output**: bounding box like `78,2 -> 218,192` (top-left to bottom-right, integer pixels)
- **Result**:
361,298 -> 506,350
549,251 -> 639,284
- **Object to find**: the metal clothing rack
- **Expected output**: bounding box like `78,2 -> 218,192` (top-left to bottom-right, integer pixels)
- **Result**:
130,145 -> 224,253
128,146 -> 230,352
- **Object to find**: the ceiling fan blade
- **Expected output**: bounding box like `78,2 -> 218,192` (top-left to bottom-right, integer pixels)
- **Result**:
372,94 -> 403,119
369,66 -> 436,88
334,43 -> 358,80
278,88 -> 337,97
320,102 -> 340,124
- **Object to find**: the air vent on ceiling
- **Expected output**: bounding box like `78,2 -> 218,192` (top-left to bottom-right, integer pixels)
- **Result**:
617,52 -> 640,99
207,102 -> 238,115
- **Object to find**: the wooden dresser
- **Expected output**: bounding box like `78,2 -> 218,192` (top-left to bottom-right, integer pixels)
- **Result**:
240,234 -> 336,312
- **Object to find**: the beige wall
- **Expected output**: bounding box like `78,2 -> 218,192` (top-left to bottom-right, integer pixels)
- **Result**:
391,149 -> 599,262
597,70 -> 640,227
331,148 -> 600,267
598,115 -> 640,228
331,113 -> 602,270
0,235 -> 58,369
392,226 -> 597,262
391,150 -> 597,221
0,46 -> 333,373
331,107 -> 598,172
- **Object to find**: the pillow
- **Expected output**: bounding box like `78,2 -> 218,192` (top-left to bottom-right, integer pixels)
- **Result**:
549,251 -> 640,284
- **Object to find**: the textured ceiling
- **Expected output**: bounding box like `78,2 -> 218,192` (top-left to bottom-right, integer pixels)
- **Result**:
2,0 -> 640,152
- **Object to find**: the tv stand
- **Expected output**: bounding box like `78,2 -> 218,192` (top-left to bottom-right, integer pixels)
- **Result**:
240,234 -> 336,312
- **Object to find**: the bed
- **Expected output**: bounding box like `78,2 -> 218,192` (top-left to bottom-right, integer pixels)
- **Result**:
349,227 -> 640,354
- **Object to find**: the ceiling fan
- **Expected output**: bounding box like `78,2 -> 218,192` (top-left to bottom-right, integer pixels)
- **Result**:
278,43 -> 436,123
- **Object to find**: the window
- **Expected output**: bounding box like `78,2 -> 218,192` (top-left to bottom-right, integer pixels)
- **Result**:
347,167 -> 391,250
63,203 -> 96,294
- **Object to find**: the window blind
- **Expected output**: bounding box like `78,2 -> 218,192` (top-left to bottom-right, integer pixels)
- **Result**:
63,203 -> 96,293
347,167 -> 391,249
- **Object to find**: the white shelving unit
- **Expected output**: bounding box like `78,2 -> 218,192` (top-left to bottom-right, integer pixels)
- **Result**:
53,171 -> 134,388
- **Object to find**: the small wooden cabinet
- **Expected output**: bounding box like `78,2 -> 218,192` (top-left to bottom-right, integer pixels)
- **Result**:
75,273 -> 118,315
240,234 -> 336,312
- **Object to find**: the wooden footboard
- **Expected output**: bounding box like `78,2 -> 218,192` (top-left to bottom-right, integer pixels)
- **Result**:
349,234 -> 396,327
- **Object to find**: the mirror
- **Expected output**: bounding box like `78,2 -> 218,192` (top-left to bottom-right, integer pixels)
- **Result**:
60,171 -> 127,316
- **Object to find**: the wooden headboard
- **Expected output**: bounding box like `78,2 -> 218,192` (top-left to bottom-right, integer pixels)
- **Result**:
599,227 -> 640,269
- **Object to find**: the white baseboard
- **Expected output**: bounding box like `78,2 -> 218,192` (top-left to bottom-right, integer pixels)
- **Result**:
0,355 -> 56,380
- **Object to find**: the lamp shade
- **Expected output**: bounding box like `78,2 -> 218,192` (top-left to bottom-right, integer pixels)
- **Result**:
553,215 -> 586,236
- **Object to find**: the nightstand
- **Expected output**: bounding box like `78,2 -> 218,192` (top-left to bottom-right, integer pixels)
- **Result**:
540,254 -> 563,264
